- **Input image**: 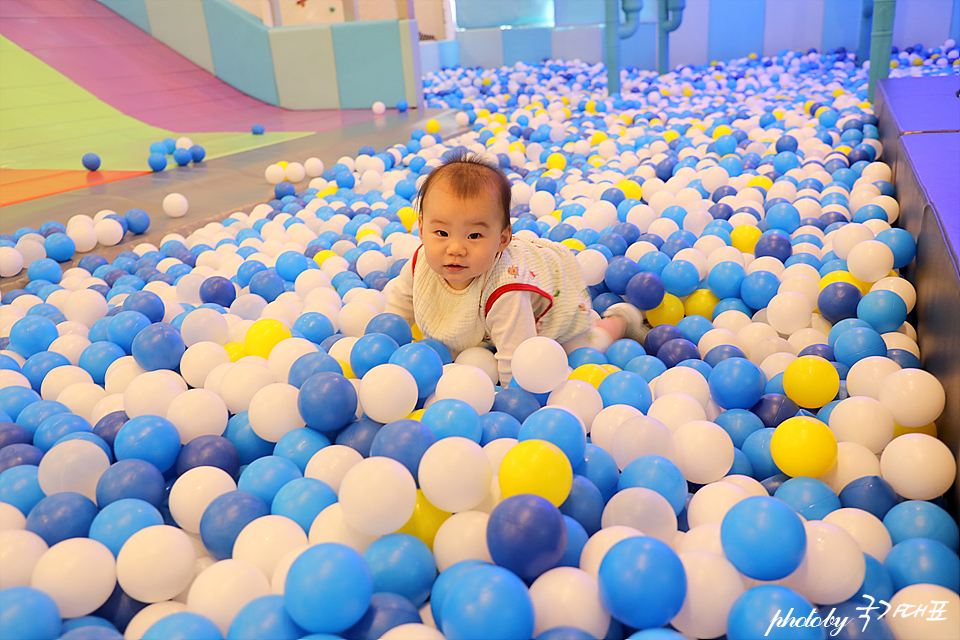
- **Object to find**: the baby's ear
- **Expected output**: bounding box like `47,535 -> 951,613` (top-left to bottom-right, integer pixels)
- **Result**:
499,224 -> 512,250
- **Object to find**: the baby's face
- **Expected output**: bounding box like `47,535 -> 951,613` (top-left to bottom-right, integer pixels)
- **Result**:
419,179 -> 511,290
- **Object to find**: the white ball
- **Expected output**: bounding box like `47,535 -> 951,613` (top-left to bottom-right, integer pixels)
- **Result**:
418,437 -> 492,513
670,551 -> 746,639
609,415 -> 676,470
0,246 -> 24,277
828,396 -> 894,453
37,438 -> 110,502
529,567 -> 610,638
163,193 -> 189,218
338,300 -> 378,337
380,623 -> 446,640
94,218 -> 124,246
578,525 -> 643,579
433,364 -> 495,415
284,162 -> 306,183
880,434 -> 957,500
219,361 -> 275,414
176,136 -> 193,150
31,537 -> 116,618
304,157 -> 324,177
877,368 -> 946,428
819,441 -> 882,494
168,466 -> 237,533
547,380 -> 603,427
165,388 -> 229,444
124,601 -> 188,640
589,404 -> 642,454
577,249 -> 609,286
766,292 -> 813,335
338,456 -> 417,535
232,515 -> 308,579
512,336 -> 569,393
180,341 -> 231,388
600,487 -> 677,544
655,367 -> 710,409
372,101 -> 386,115
247,382 -> 304,442
780,520 -> 866,605
0,529 -> 47,590
673,420 -> 734,484
186,558 -> 271,635
431,510 -> 493,572
264,164 -> 286,184
117,524 -> 198,603
123,370 -> 185,418
822,507 -> 892,562
304,444 -> 363,494
686,481 -> 750,529
646,393 -> 707,433
846,240 -> 894,283
885,584 -> 960,640
307,503 -> 378,552
180,307 -> 230,346
359,363 -> 418,423
845,356 -> 901,399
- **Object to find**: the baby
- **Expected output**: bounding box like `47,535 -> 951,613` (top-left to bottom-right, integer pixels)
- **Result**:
385,151 -> 646,385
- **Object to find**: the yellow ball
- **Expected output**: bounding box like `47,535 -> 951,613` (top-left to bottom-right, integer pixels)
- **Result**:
819,270 -> 871,295
587,156 -> 605,168
893,422 -> 937,439
411,324 -> 424,341
336,359 -> 355,379
569,364 -> 610,388
482,77 -> 492,86
406,408 -> 425,421
663,130 -> 681,143
224,342 -> 247,362
560,238 -> 585,252
426,119 -> 440,134
684,289 -> 720,319
731,225 -> 762,254
477,109 -> 490,119
771,416 -> 838,478
618,179 -> 642,201
395,490 -> 451,550
747,175 -> 773,190
585,100 -> 597,114
498,439 -> 573,506
313,249 -> 337,267
277,161 -> 289,168
546,153 -> 567,170
646,293 -> 684,327
493,113 -> 508,125
600,364 -> 621,374
783,356 -> 840,408
356,228 -> 379,241
398,206 -> 418,231
244,319 -> 291,358
712,125 -> 733,139
320,185 -> 338,198
589,131 -> 608,145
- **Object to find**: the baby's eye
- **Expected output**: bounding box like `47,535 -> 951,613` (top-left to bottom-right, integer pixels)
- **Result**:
435,230 -> 448,237
468,232 -> 483,240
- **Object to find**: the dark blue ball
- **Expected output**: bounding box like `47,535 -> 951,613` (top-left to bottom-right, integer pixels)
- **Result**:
173,148 -> 192,166
656,338 -> 700,368
82,153 -> 101,171
176,435 -> 241,478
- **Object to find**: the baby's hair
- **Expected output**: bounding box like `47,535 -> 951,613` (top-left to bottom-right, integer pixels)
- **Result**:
416,148 -> 512,230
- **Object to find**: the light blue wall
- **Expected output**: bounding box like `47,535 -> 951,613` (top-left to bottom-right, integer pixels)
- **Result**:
97,0 -> 151,33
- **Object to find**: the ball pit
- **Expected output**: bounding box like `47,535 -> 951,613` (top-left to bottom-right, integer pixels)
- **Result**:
2,38 -> 960,640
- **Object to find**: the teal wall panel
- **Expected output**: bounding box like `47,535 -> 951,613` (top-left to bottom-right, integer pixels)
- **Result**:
330,20 -> 407,109
708,0 -> 766,61
420,41 -> 441,76
268,25 -> 339,110
96,0 -> 151,33
202,0 -> 278,105
503,27 -> 552,65
555,0 -> 605,26
144,0 -> 214,73
552,25 -> 604,63
619,22 -> 658,71
455,0 -> 553,29
438,40 -> 461,69
458,28 -> 504,68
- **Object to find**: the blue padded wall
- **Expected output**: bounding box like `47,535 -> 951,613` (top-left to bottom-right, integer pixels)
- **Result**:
455,0 -> 553,29
619,22 -> 658,71
96,0 -> 151,33
708,0 -> 766,61
438,40 -> 461,69
458,28 -> 504,68
821,0 -> 862,53
503,27 -> 552,66
552,25 -> 604,63
330,20 -> 407,109
202,0 -> 278,106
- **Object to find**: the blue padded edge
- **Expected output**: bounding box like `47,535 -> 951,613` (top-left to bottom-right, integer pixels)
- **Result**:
502,27 -> 552,66
821,0 -> 862,54
762,0 -> 824,57
330,20 -> 407,110
201,0 -> 279,106
708,0 -> 766,62
458,28 -> 504,68
953,0 -> 960,44
438,40 -> 461,69
619,22 -> 658,71
96,0 -> 151,33
143,0 -> 214,73
269,24 -> 339,110
455,0 -> 554,30
555,0 -> 605,26
420,41 -> 441,76
552,25 -> 604,64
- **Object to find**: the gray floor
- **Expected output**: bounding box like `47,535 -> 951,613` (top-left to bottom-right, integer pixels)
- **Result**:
1,108 -> 459,292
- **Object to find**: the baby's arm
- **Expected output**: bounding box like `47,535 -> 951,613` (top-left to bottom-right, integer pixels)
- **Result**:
485,290 -> 539,387
383,258 -> 415,325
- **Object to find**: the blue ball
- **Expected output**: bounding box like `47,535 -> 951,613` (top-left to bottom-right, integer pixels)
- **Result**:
34,413 -> 91,452
558,474 -> 604,536
519,407 -> 586,467
27,258 -> 62,284
884,538 -> 960,592
421,399 -> 481,442
224,412 -> 273,465
597,371 -> 652,412
838,475 -> 899,519
130,323 -> 184,371
479,411 -> 521,445
715,408 -> 765,448
271,477 -> 337,534
396,100 -> 409,112
574,444 -> 619,502
107,311 -> 151,354
249,269 -> 285,302
237,455 -> 302,507
721,496 -> 806,580
92,410 -> 129,451
189,145 -> 206,163
557,515 -> 590,569
833,327 -> 887,367
624,354 -> 667,383
8,315 -> 59,358
199,490 -> 270,560
429,560 -> 488,631
656,338 -> 700,368
604,257 -> 641,294
874,228 -> 916,268
491,387 -> 541,423
775,477 -> 841,520
42,233 -> 76,262
19,351 -> 69,392
173,148 -> 192,166
88,498 -> 163,556
0,386 -> 40,423
142,612 -> 222,640
287,352 -> 342,389
708,357 -> 766,409
199,276 -> 236,307
113,415 -> 181,473
660,260 -> 699,297
857,290 -> 907,334
364,533 -> 437,607
365,313 -> 413,346
0,586 -> 62,640
335,418 -> 381,456
439,564 -> 534,640
883,500 -> 959,551
96,459 -> 165,508
704,344 -> 747,367
124,209 -> 150,234
727,585 -> 822,640
619,455 -> 687,515
740,270 -> 780,310
644,324 -> 684,356
252,124 -> 265,135
297,372 -> 357,432
147,153 -> 167,172
292,313 -> 335,346
284,543 -> 373,633
227,594 -> 305,640
0,464 -> 45,516
598,536 -> 686,629
25,491 -> 99,546
754,232 -> 793,262
275,428 -> 331,473
487,494 -> 566,582
605,339 -> 645,369
350,333 -> 399,378
82,153 -> 101,171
